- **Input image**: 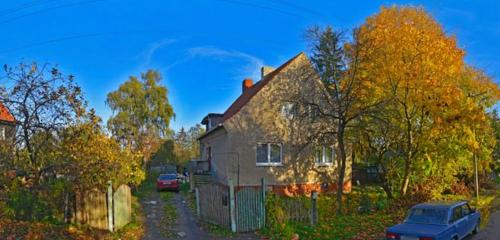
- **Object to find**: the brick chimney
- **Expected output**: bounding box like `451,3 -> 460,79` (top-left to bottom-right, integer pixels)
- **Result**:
242,78 -> 253,92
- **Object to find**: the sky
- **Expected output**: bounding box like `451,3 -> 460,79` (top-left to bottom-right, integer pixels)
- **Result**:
1,0 -> 499,131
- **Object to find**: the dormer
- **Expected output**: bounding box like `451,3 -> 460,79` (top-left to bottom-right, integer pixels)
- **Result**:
201,113 -> 224,131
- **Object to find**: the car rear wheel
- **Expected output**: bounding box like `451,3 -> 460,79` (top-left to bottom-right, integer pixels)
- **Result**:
473,220 -> 480,234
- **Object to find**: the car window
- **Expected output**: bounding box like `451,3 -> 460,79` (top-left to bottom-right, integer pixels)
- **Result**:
452,206 -> 462,222
405,207 -> 448,225
461,204 -> 471,215
159,174 -> 176,180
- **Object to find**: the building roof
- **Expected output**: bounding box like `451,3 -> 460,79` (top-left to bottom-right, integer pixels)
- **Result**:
0,102 -> 15,123
220,52 -> 305,122
198,52 -> 306,141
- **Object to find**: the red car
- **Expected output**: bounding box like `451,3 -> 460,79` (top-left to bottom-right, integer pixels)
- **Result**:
156,174 -> 179,192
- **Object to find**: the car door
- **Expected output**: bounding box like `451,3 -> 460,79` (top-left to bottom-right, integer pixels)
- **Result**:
461,203 -> 476,234
451,205 -> 468,239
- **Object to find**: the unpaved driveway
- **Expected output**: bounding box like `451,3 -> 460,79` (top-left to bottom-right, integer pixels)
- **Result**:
473,211 -> 500,240
141,191 -> 167,240
170,193 -> 210,239
142,190 -> 260,240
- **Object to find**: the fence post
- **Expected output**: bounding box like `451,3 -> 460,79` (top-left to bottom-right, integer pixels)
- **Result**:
107,181 -> 114,232
261,178 -> 266,228
310,191 -> 318,226
195,187 -> 200,218
229,179 -> 236,232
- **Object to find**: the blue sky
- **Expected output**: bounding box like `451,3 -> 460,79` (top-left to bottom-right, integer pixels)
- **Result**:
1,0 -> 498,131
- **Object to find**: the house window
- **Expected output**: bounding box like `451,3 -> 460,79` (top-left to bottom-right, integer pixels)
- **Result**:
306,105 -> 320,122
256,143 -> 282,166
315,145 -> 335,166
281,102 -> 296,120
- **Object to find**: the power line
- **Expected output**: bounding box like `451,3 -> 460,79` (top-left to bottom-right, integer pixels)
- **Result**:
214,0 -> 300,17
0,0 -> 62,18
0,0 -> 107,26
266,0 -> 325,18
0,28 -> 171,54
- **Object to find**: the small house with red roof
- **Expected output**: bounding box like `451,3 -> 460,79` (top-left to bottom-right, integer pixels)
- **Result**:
197,53 -> 351,196
0,102 -> 16,142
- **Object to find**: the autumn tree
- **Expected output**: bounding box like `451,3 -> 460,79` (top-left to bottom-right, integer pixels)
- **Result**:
306,26 -> 380,212
490,110 -> 500,174
0,62 -> 85,182
356,6 -> 500,196
60,110 -> 145,190
106,70 -> 175,163
173,124 -> 205,165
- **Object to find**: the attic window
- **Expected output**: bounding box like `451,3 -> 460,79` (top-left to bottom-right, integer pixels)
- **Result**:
256,143 -> 282,166
306,105 -> 320,122
281,102 -> 297,120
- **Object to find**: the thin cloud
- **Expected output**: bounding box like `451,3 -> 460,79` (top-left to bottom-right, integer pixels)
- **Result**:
187,46 -> 264,80
137,38 -> 177,67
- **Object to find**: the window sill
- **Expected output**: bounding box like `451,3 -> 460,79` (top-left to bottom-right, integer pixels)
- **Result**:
315,163 -> 334,167
256,163 -> 283,167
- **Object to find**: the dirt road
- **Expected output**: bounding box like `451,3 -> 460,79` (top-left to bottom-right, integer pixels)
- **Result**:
141,190 -> 259,240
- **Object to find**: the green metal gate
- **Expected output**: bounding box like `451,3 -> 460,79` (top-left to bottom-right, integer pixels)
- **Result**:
235,186 -> 265,232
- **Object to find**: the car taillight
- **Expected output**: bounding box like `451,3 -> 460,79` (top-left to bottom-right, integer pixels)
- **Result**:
386,232 -> 399,239
419,238 -> 433,240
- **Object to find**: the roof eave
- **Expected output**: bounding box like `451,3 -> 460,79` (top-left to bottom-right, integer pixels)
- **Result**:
197,124 -> 224,140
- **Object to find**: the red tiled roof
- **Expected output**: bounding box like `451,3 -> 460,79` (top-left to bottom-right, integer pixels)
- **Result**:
0,102 -> 15,123
220,52 -> 306,122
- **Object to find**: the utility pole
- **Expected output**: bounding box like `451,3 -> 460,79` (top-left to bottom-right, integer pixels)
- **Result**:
474,152 -> 479,206
473,127 -> 479,207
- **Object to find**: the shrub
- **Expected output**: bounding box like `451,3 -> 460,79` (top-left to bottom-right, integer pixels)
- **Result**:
359,192 -> 372,213
6,188 -> 54,222
450,181 -> 472,197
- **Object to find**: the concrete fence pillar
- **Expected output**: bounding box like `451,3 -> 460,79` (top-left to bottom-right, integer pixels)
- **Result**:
310,191 -> 318,226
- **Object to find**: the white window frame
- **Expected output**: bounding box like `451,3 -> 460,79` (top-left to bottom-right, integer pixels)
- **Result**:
315,145 -> 335,166
256,143 -> 283,166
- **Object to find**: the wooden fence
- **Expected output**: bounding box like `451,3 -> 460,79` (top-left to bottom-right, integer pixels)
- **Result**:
196,179 -> 266,233
197,183 -> 231,229
74,189 -> 109,230
195,179 -> 319,233
280,196 -> 311,223
73,184 -> 132,231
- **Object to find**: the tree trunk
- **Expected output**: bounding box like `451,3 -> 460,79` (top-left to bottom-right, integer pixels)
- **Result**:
400,154 -> 411,196
378,171 -> 394,199
336,124 -> 347,214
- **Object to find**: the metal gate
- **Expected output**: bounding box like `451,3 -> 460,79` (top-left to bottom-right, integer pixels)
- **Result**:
235,185 -> 265,232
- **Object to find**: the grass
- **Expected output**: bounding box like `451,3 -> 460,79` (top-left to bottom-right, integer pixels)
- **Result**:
179,182 -> 196,212
289,212 -> 400,240
159,191 -> 178,237
134,171 -> 159,199
263,187 -> 404,240
110,196 -> 145,239
204,222 -> 236,238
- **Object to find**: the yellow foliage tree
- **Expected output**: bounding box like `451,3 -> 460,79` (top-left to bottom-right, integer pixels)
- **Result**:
356,6 -> 500,195
60,111 -> 145,191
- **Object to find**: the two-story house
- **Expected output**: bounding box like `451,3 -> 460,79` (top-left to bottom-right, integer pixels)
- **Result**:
198,52 -> 351,196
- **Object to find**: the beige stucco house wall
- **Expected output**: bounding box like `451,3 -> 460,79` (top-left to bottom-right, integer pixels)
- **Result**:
199,53 -> 351,195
